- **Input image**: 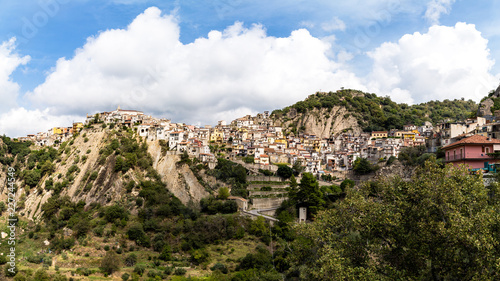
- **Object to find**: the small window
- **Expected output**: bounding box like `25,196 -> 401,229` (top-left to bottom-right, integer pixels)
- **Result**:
486,147 -> 490,154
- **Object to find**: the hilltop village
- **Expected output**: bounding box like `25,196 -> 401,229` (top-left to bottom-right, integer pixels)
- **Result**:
15,106 -> 500,175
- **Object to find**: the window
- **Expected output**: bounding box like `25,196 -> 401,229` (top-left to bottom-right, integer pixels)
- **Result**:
486,147 -> 490,154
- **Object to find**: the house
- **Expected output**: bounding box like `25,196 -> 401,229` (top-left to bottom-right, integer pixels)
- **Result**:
371,131 -> 388,139
442,135 -> 500,169
404,124 -> 417,131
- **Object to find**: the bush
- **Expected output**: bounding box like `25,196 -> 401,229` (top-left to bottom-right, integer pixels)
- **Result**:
340,179 -> 355,192
353,158 -> 378,175
133,265 -> 146,276
174,268 -> 187,276
386,155 -> 397,165
124,253 -> 137,267
121,273 -> 130,281
242,156 -> 254,163
104,205 -> 129,223
158,245 -> 172,261
277,165 -> 293,179
259,169 -> 274,176
89,171 -> 98,181
100,251 -> 120,275
210,263 -> 228,274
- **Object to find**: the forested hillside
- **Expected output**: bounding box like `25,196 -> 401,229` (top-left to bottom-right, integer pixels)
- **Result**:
0,126 -> 285,280
272,89 -> 478,133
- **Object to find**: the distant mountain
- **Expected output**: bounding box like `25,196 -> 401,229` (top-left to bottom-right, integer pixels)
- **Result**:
271,89 -> 478,137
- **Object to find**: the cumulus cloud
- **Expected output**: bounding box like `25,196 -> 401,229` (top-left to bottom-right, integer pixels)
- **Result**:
424,0 -> 455,25
0,38 -> 82,137
0,38 -> 30,114
367,22 -> 498,104
27,7 -> 364,126
0,108 -> 79,137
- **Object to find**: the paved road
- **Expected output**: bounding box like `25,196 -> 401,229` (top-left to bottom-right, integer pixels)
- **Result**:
243,208 -> 279,222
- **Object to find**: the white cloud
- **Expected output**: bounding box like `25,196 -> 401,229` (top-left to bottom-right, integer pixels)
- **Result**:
367,22 -> 498,104
27,7 -> 364,126
0,38 -> 30,114
0,108 -> 78,138
321,17 -> 346,32
0,38 -> 83,137
424,0 -> 455,25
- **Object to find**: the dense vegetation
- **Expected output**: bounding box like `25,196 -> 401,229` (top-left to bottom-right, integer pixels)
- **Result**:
0,89 -> 497,280
289,159 -> 500,280
272,89 -> 478,132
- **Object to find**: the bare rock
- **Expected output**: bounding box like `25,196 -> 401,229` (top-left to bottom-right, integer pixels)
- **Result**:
478,98 -> 494,116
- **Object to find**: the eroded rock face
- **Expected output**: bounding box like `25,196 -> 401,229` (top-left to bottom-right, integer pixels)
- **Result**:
10,128 -> 211,222
148,141 -> 209,205
478,98 -> 494,116
276,106 -> 362,138
478,84 -> 500,117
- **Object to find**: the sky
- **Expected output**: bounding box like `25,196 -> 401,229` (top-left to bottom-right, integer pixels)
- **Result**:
1,0 -> 500,137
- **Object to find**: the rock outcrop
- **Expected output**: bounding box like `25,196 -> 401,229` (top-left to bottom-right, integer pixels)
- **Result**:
478,84 -> 500,116
148,141 -> 209,205
2,127 -> 211,222
274,106 -> 362,138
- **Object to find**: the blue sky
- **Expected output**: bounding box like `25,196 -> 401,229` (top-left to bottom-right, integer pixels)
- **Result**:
1,0 -> 500,137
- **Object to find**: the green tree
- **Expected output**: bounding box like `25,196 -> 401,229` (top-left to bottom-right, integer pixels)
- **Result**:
294,173 -> 324,217
40,160 -> 54,176
288,175 -> 299,201
277,164 -> 293,179
352,157 -> 377,175
217,186 -> 230,200
290,160 -> 500,280
339,179 -> 355,192
292,160 -> 304,176
101,251 -> 121,275
124,253 -> 138,267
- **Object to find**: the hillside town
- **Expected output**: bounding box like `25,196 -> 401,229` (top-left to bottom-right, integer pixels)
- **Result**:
15,106 -> 500,175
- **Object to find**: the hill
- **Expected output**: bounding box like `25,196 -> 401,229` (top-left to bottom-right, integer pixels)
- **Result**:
271,89 -> 478,137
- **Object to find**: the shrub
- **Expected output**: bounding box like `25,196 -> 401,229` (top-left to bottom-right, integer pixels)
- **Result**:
133,265 -> 146,276
124,253 -> 137,267
210,263 -> 228,274
386,155 -> 397,165
174,268 -> 187,276
340,179 -> 355,192
104,205 -> 129,222
100,251 -> 120,275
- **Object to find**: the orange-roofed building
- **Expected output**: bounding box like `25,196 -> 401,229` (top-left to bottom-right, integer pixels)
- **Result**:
442,135 -> 500,169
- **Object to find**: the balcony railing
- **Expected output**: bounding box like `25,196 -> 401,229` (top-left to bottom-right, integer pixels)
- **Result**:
445,154 -> 494,162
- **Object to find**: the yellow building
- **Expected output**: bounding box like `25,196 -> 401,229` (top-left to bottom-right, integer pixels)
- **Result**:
52,127 -> 63,135
275,138 -> 287,148
73,122 -> 84,132
371,131 -> 388,139
402,132 -> 416,141
210,129 -> 224,143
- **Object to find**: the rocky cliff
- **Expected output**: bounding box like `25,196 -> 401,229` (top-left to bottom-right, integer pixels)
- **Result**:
1,126 -> 212,222
273,106 -> 362,138
478,84 -> 500,117
148,141 -> 209,204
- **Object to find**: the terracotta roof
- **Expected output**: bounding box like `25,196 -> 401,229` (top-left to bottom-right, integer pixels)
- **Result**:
442,134 -> 500,150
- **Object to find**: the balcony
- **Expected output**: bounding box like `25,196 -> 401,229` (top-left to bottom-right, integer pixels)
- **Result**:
445,153 -> 494,162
